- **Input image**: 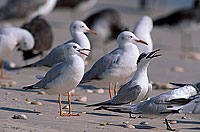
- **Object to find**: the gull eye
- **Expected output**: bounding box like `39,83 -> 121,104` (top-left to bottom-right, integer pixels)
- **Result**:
121,37 -> 124,39
81,25 -> 84,28
24,42 -> 27,46
73,46 -> 77,49
130,36 -> 133,38
73,26 -> 76,29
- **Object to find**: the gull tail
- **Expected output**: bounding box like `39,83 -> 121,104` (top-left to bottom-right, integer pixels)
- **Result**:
95,105 -> 132,113
23,85 -> 40,90
86,100 -> 112,107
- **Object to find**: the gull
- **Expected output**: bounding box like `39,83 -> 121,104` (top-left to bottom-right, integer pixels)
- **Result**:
23,42 -> 91,116
165,93 -> 200,119
22,20 -> 96,68
0,27 -> 34,79
99,81 -> 200,131
86,49 -> 161,108
0,0 -> 57,20
133,16 -> 153,53
20,15 -> 53,61
79,31 -> 148,98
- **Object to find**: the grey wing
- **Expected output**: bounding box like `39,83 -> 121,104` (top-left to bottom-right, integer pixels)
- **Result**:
31,43 -> 67,67
141,83 -> 152,101
112,85 -> 142,105
80,49 -> 121,83
33,62 -> 65,88
0,0 -> 46,19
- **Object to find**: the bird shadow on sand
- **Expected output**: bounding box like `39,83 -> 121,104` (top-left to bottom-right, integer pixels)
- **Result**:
134,125 -> 155,129
83,111 -> 121,117
39,99 -> 87,105
0,87 -> 39,93
0,107 -> 40,113
177,120 -> 200,125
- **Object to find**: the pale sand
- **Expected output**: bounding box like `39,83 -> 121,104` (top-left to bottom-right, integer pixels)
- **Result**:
0,0 -> 200,131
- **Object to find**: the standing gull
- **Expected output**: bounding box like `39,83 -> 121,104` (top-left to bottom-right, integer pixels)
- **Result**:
86,49 -> 161,108
80,31 -> 148,98
0,27 -> 34,79
22,20 -> 96,68
99,81 -> 200,131
0,0 -> 57,20
23,42 -> 91,116
20,15 -> 53,61
133,16 -> 153,53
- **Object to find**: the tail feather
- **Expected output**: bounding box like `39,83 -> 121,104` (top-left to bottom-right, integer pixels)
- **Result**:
98,106 -> 132,113
86,100 -> 112,107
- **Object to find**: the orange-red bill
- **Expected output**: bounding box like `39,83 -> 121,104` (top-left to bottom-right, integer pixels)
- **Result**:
81,48 -> 92,52
79,52 -> 89,57
136,40 -> 148,45
87,30 -> 97,35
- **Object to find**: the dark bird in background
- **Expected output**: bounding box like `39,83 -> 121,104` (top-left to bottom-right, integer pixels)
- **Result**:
84,8 -> 128,43
153,0 -> 200,27
20,15 -> 53,61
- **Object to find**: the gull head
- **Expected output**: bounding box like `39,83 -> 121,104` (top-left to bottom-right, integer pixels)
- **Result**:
70,20 -> 97,35
64,42 -> 91,58
137,49 -> 161,64
117,31 -> 148,45
18,30 -> 35,51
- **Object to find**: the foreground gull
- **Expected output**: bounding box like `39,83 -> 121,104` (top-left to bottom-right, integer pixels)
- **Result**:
99,81 -> 200,131
22,20 -> 96,68
0,0 -> 57,20
86,49 -> 161,108
20,15 -> 53,61
133,16 -> 153,53
80,31 -> 148,98
23,42 -> 90,116
0,27 -> 34,79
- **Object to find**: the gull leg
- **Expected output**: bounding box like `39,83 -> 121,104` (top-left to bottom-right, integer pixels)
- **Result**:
165,118 -> 176,131
114,82 -> 118,96
109,82 -> 112,99
125,77 -> 129,83
1,59 -> 10,80
59,93 -> 80,116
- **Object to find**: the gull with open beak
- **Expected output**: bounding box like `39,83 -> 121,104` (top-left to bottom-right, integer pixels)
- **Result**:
22,20 -> 96,68
86,49 -> 161,110
79,31 -> 148,99
23,42 -> 91,116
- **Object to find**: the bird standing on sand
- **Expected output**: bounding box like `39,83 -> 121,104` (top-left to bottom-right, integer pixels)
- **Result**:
22,20 -> 96,68
80,31 -> 148,99
20,15 -> 53,61
99,81 -> 200,131
23,42 -> 91,116
133,16 -> 153,53
86,49 -> 161,109
0,27 -> 34,79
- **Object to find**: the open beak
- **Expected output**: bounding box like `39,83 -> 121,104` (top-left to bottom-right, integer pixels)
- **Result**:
136,40 -> 148,45
147,49 -> 161,59
77,49 -> 91,57
87,30 -> 97,35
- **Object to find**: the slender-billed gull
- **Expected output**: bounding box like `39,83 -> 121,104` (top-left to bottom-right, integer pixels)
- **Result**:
20,15 -> 53,61
0,0 -> 57,20
22,20 -> 96,68
23,42 -> 91,116
133,16 -> 153,53
0,27 -> 34,79
99,81 -> 200,131
80,31 -> 148,98
86,49 -> 161,108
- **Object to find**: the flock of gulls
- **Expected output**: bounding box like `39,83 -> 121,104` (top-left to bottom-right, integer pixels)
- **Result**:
0,0 -> 200,131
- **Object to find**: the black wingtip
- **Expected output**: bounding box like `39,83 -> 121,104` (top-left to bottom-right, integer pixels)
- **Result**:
170,82 -> 187,87
22,85 -> 34,90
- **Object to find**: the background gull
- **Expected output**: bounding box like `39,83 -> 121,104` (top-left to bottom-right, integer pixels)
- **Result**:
0,27 -> 34,79
0,0 -> 57,20
99,81 -> 200,131
133,16 -> 153,53
80,31 -> 148,98
20,15 -> 53,62
22,20 -> 96,68
23,42 -> 91,116
86,49 -> 161,109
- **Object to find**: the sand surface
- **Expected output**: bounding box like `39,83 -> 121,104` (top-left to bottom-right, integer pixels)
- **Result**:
0,0 -> 200,131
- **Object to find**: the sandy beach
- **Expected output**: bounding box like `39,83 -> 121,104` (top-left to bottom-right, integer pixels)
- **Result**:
0,0 -> 200,131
